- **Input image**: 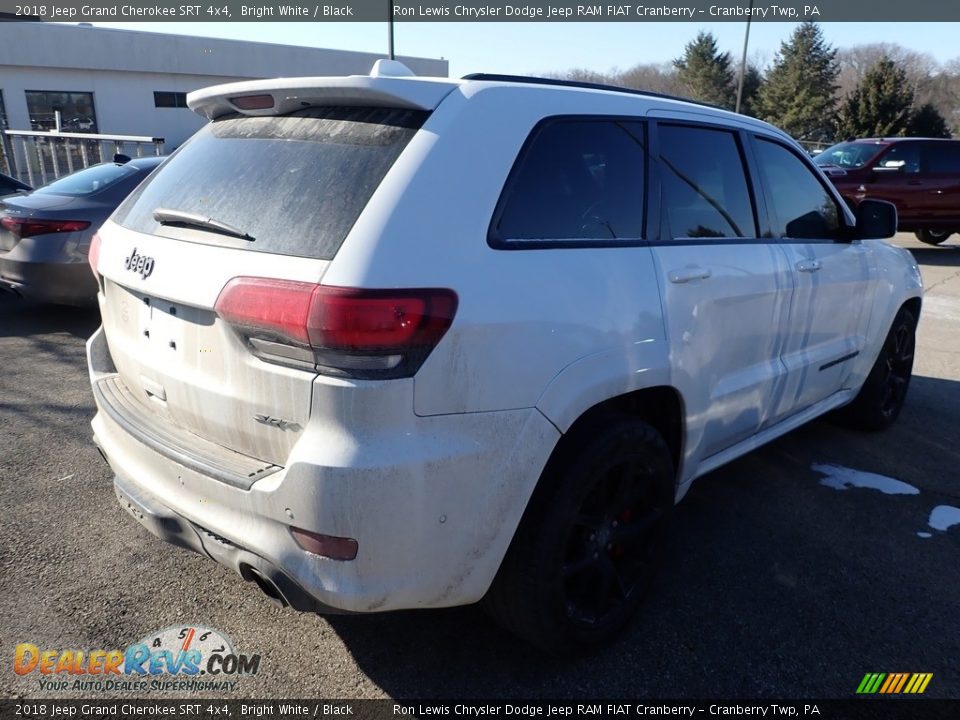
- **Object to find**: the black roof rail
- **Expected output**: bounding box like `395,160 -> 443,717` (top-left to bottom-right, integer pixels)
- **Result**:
460,73 -> 722,110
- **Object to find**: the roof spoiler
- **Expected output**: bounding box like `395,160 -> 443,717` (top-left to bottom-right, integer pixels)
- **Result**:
188,61 -> 457,120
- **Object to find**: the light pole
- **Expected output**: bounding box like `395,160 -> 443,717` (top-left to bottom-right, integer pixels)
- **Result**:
388,1 -> 395,60
735,0 -> 754,114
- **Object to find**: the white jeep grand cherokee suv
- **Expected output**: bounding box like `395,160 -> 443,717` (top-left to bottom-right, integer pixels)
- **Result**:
87,62 -> 922,652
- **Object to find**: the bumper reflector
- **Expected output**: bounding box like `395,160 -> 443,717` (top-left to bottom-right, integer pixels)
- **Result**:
290,527 -> 358,561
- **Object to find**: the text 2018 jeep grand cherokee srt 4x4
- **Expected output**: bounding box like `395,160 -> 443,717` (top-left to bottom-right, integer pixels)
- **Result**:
87,62 -> 922,652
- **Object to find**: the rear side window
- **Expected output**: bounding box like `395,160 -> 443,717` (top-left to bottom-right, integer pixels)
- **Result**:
754,138 -> 842,240
922,142 -> 960,174
491,119 -> 647,244
36,163 -> 138,197
658,124 -> 755,240
113,107 -> 427,260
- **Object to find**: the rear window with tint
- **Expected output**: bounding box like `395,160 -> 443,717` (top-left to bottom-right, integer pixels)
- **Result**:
37,163 -> 138,197
492,119 -> 647,243
113,107 -> 427,260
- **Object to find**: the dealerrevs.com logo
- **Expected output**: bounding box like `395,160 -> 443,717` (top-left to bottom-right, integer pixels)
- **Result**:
13,625 -> 260,693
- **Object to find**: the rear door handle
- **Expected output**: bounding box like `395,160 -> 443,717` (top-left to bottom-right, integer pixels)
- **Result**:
668,266 -> 712,284
796,259 -> 822,273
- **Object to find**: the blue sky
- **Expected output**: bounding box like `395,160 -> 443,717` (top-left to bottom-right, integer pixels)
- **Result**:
88,22 -> 960,77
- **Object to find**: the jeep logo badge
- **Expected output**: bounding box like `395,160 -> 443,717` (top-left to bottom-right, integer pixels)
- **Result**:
124,248 -> 155,279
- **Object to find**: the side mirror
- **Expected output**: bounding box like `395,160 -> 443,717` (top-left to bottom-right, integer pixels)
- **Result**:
855,199 -> 897,239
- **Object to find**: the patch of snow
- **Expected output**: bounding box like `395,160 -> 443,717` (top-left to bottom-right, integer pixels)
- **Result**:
917,532 -> 932,539
928,505 -> 960,532
812,463 -> 920,496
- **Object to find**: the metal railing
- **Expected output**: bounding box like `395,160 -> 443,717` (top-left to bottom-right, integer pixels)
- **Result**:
1,130 -> 164,187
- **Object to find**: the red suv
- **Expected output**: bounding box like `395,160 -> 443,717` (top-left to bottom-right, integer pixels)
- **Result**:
815,138 -> 960,245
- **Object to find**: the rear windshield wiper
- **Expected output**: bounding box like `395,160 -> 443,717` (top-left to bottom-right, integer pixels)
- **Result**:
153,208 -> 255,241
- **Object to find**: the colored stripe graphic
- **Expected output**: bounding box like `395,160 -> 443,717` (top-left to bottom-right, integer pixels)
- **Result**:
857,673 -> 885,694
857,673 -> 932,694
893,673 -> 910,693
879,674 -> 895,694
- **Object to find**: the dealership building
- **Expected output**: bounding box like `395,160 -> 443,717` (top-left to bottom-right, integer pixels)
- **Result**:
0,23 -> 449,150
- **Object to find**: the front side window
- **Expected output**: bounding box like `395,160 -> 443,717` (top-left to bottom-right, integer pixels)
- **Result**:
658,124 -> 755,240
492,119 -> 647,243
876,143 -> 921,174
755,138 -> 842,240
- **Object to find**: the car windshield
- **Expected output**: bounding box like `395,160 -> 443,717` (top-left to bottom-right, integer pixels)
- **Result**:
814,142 -> 883,169
35,163 -> 138,197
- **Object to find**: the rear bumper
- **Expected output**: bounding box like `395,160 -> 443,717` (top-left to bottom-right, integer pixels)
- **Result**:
87,325 -> 559,613
111,473 -> 344,613
0,256 -> 97,305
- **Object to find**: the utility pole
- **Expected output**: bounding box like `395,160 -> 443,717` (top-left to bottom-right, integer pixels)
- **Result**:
388,1 -> 395,60
735,0 -> 754,114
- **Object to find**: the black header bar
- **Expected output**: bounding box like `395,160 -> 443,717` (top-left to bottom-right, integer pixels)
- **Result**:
0,1 -> 958,22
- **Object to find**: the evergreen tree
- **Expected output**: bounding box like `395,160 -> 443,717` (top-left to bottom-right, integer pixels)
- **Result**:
907,103 -> 952,138
673,32 -> 736,110
758,23 -> 839,141
835,57 -> 913,138
736,63 -> 763,116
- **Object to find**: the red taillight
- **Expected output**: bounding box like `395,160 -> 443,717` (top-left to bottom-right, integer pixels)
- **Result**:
214,278 -> 315,345
88,233 -> 101,278
0,216 -> 90,239
214,277 -> 458,378
290,527 -> 358,561
230,94 -> 275,110
308,288 -> 456,351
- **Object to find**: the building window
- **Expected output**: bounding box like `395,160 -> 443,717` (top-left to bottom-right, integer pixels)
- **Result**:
25,90 -> 98,133
154,92 -> 188,109
0,90 -> 7,130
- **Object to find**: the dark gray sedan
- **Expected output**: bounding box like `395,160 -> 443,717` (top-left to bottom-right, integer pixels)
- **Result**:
0,157 -> 164,306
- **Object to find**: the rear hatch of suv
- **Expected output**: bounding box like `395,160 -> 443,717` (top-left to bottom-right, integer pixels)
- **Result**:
93,97 -> 437,486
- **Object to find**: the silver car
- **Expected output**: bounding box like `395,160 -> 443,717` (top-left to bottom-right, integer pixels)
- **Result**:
0,157 -> 164,306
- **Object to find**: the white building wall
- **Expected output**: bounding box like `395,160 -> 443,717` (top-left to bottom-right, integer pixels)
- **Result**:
0,66 -> 249,148
0,23 -> 448,148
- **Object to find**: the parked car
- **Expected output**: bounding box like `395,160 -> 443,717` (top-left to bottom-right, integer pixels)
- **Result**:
815,137 -> 960,245
0,156 -> 164,305
87,63 -> 921,653
64,116 -> 95,132
0,171 -> 30,197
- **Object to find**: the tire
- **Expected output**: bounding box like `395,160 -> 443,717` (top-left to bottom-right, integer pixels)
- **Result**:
484,417 -> 675,654
915,229 -> 952,245
842,307 -> 917,431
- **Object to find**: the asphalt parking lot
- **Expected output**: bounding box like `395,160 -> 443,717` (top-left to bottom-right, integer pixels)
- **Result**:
1,234 -> 958,701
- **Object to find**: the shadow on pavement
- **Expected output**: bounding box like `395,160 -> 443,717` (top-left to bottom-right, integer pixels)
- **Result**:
324,377 -> 960,699
0,293 -> 100,339
906,245 -> 960,267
